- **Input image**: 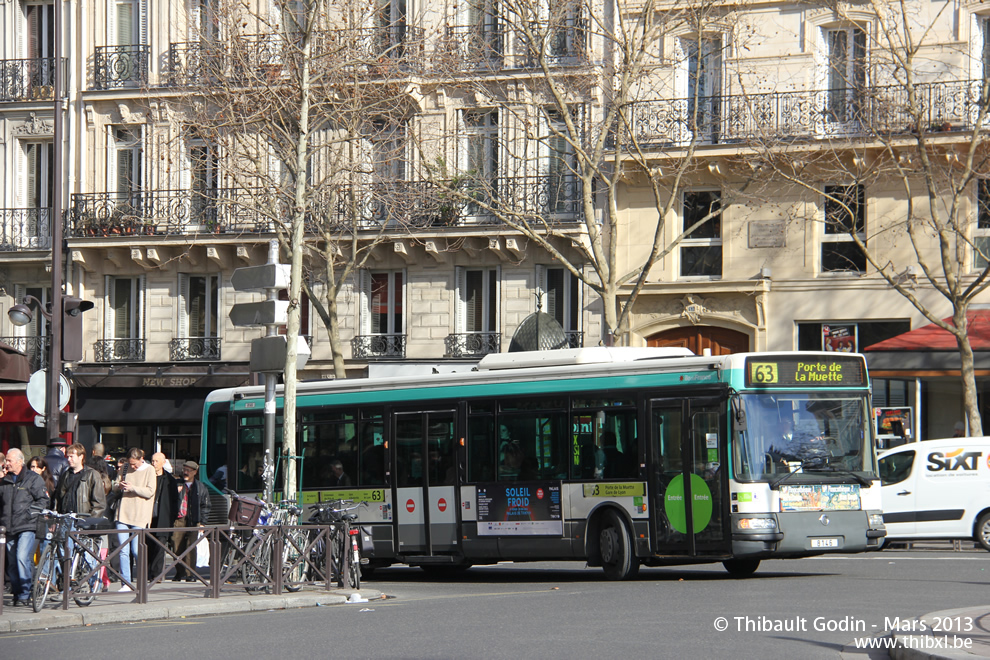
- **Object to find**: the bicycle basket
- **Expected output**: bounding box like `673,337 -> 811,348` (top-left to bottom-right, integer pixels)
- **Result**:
228,496 -> 264,526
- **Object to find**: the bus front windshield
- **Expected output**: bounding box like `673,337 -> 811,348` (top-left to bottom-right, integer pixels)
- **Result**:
732,392 -> 876,482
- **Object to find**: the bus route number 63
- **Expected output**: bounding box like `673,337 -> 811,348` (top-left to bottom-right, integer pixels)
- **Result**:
750,363 -> 778,384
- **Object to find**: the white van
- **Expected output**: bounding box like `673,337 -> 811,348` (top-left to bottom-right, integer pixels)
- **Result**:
878,437 -> 990,550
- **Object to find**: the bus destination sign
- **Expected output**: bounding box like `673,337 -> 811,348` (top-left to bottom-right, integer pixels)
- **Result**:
745,355 -> 866,388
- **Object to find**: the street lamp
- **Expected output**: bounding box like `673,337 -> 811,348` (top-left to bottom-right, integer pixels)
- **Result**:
8,294 -> 93,438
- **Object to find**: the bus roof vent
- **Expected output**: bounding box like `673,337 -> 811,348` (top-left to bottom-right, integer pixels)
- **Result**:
477,347 -> 694,370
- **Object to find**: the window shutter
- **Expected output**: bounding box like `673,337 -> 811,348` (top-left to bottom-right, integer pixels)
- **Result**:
26,6 -> 38,58
178,273 -> 189,338
454,266 -> 466,332
104,275 -> 114,339
139,0 -> 148,44
359,270 -> 371,335
397,269 -> 406,334
137,274 -> 146,338
487,267 -> 499,333
535,264 -> 547,309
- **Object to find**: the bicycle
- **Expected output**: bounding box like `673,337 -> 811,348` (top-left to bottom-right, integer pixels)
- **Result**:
225,491 -> 308,594
306,499 -> 361,589
31,509 -> 112,612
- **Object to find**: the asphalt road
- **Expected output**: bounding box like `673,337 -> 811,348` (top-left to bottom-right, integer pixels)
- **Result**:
1,549 -> 986,659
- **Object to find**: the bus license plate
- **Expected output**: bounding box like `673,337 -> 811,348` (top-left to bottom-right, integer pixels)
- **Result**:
810,538 -> 839,548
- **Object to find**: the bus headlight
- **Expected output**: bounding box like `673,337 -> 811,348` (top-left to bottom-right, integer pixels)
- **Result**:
868,512 -> 885,529
735,517 -> 778,531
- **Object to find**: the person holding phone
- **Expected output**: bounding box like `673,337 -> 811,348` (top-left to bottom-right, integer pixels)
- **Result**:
112,448 -> 156,592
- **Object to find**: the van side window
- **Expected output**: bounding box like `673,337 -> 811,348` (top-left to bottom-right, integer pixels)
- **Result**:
878,451 -> 915,486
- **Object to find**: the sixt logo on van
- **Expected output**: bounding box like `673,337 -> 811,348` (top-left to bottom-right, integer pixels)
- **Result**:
926,449 -> 983,472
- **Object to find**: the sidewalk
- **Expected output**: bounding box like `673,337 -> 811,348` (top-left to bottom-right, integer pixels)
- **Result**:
0,582 -> 382,633
888,606 -> 990,659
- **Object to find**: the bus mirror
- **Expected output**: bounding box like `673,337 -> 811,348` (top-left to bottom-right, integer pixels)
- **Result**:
732,399 -> 747,431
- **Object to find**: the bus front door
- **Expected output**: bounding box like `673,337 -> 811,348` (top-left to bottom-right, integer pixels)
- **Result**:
393,410 -> 459,557
649,398 -> 729,557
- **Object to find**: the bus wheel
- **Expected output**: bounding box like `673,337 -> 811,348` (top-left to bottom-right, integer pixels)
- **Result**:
599,510 -> 639,581
976,512 -> 990,552
722,559 -> 761,577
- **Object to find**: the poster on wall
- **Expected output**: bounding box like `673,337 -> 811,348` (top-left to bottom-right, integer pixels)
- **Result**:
822,325 -> 857,352
476,481 -> 563,536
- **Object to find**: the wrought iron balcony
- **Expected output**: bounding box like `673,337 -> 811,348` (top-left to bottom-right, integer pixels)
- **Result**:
0,209 -> 52,250
0,336 -> 50,371
563,330 -> 584,348
67,189 -> 272,237
169,337 -> 222,361
352,334 -> 406,359
523,19 -> 588,66
94,45 -> 150,89
436,26 -> 504,71
616,79 -> 989,149
444,332 -> 501,358
0,58 -> 65,101
361,175 -> 584,228
95,338 -> 146,362
164,26 -> 426,86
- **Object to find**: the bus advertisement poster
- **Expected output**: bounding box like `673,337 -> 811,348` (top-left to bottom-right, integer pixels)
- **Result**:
778,483 -> 861,512
476,482 -> 563,536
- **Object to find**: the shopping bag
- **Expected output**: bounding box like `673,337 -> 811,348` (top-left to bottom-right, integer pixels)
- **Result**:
195,535 -> 210,568
99,547 -> 110,589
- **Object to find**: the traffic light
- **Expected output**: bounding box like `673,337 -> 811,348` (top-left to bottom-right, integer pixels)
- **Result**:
62,296 -> 94,362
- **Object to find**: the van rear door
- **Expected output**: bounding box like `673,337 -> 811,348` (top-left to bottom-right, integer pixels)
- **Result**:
878,448 -> 917,538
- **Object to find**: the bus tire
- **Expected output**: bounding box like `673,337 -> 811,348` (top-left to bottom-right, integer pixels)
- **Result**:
976,512 -> 990,552
722,559 -> 761,577
599,510 -> 639,581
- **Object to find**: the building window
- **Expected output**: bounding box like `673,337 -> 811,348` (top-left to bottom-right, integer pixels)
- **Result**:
686,36 -> 722,142
796,320 -> 910,352
361,271 -> 403,336
456,267 -> 498,333
179,273 -> 219,338
976,179 -> 990,269
462,109 -> 498,218
278,288 -> 311,338
823,26 -> 866,123
107,276 -> 143,340
538,266 -> 581,346
822,184 -> 866,272
112,126 -> 143,199
21,141 -> 54,209
188,139 -> 219,224
544,109 -> 577,215
680,190 -> 722,278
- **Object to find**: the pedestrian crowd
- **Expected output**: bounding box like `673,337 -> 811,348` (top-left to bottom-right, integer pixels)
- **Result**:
1,439 -> 209,606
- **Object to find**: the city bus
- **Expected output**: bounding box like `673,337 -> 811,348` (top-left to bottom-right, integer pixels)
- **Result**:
200,348 -> 885,580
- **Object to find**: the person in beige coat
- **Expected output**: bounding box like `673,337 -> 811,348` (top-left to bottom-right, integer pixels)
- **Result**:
113,447 -> 156,592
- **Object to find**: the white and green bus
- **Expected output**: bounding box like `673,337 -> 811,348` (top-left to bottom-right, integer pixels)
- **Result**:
200,348 -> 885,580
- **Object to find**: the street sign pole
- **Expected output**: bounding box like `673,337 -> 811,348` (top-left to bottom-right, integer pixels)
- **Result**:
263,240 -> 279,504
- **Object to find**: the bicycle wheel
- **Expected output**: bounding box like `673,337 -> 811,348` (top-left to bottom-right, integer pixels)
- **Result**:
333,528 -> 349,588
282,528 -> 309,593
241,538 -> 272,595
74,537 -> 106,607
347,533 -> 361,591
31,545 -> 56,613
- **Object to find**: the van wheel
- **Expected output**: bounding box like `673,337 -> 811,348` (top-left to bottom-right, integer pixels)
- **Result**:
976,512 -> 990,552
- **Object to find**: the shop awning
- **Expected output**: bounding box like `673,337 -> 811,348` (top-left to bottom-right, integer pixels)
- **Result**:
0,342 -> 31,382
864,308 -> 990,376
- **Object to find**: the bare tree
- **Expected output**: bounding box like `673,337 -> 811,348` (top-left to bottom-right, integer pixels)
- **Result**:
175,0 -> 429,495
426,0 -> 750,343
739,0 -> 990,434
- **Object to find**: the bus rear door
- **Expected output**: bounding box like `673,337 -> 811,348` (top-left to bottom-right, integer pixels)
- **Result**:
649,397 -> 730,557
393,410 -> 459,558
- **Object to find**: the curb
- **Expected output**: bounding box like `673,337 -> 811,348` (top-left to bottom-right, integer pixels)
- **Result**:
2,589 -> 378,633
889,606 -> 988,660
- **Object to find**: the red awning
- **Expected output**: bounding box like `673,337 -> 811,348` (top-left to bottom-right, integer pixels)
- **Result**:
864,309 -> 990,352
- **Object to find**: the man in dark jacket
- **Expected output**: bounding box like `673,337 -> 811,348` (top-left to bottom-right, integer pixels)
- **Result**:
1,448 -> 48,606
148,452 -> 178,579
52,443 -> 107,518
171,461 -> 211,581
44,439 -> 70,483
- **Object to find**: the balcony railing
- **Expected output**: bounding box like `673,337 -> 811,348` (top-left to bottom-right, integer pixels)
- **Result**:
0,209 -> 51,250
563,330 -> 584,349
352,334 -> 405,359
436,26 -> 504,71
444,332 -> 501,358
67,189 -> 274,237
524,19 -> 588,66
169,337 -> 222,361
163,26 -> 426,87
95,338 -> 146,362
617,80 -> 990,148
94,45 -> 150,89
0,58 -> 65,101
0,336 -> 50,371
